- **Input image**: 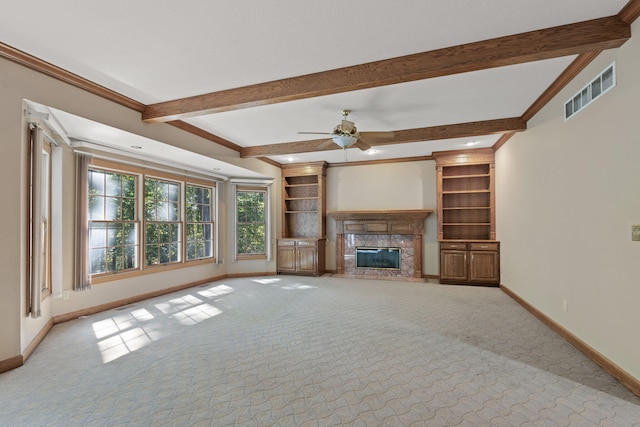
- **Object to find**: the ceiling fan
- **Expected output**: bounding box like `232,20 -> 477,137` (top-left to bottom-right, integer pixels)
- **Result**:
299,109 -> 394,153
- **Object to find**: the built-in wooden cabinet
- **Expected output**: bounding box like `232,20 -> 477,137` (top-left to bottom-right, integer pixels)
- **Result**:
440,241 -> 500,284
435,149 -> 500,285
277,238 -> 325,275
277,162 -> 327,276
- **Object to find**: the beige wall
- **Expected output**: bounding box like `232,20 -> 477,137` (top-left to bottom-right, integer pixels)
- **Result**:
0,55 -> 280,362
496,19 -> 640,380
325,162 -> 439,276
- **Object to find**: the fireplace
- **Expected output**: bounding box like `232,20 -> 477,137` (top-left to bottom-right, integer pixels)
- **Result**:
356,247 -> 401,270
328,210 -> 432,281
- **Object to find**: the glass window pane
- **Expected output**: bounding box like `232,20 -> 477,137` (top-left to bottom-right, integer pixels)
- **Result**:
157,182 -> 168,201
169,183 -> 179,202
125,246 -> 138,269
146,223 -> 159,245
89,195 -> 105,220
565,101 -> 572,118
581,87 -> 589,104
90,248 -> 106,274
90,223 -> 107,248
124,223 -> 138,245
107,225 -> 119,247
146,244 -> 158,266
107,246 -> 123,272
89,170 -> 104,195
122,198 -> 136,221
170,243 -> 180,262
122,175 -> 135,198
602,66 -> 614,90
105,197 -> 121,220
169,202 -> 179,221
105,173 -> 121,196
591,78 -> 602,98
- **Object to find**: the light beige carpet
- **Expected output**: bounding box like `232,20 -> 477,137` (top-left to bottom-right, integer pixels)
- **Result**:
1,276 -> 639,426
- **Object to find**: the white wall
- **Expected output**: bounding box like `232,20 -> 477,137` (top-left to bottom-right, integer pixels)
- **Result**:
0,55 -> 280,362
496,19 -> 640,380
325,161 -> 439,276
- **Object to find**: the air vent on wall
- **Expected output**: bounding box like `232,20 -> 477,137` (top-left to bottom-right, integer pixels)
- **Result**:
564,62 -> 616,120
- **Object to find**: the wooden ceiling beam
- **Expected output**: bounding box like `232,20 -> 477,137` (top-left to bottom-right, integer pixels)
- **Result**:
240,117 -> 526,158
142,16 -> 630,123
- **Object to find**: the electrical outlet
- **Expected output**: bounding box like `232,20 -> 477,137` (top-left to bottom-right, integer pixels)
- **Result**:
632,225 -> 640,241
62,290 -> 70,300
562,299 -> 568,312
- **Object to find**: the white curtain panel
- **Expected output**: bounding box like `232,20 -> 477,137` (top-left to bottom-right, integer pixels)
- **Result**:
29,126 -> 43,318
74,153 -> 92,291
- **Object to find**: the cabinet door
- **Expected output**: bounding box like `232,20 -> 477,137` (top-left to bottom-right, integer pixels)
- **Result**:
277,246 -> 297,273
469,250 -> 499,283
296,246 -> 318,274
440,250 -> 468,282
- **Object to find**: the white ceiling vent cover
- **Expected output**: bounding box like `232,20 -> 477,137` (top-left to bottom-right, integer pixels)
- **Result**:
565,62 -> 616,120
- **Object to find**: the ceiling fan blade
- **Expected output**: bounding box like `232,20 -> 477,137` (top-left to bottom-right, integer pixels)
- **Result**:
298,131 -> 332,135
316,138 -> 335,149
359,131 -> 394,139
354,139 -> 371,151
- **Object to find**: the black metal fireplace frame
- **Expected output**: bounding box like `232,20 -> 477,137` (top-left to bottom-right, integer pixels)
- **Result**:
355,247 -> 401,270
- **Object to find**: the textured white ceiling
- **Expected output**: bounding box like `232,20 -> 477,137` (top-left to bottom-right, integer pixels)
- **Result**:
0,0 -> 630,167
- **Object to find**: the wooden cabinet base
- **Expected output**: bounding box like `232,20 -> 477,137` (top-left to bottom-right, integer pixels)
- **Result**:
277,238 -> 325,276
439,241 -> 500,285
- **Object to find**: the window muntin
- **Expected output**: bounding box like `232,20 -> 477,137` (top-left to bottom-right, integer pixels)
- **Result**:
88,170 -> 139,274
144,178 -> 181,266
236,189 -> 266,257
186,184 -> 214,261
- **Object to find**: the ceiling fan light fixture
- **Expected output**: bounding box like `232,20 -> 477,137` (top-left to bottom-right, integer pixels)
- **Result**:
332,135 -> 358,148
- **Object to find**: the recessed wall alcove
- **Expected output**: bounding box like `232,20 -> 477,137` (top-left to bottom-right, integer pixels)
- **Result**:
328,210 -> 432,281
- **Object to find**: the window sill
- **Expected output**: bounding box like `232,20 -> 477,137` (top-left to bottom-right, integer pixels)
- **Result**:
90,257 -> 217,284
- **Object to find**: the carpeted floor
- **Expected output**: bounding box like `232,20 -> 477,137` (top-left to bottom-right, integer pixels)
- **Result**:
1,276 -> 639,426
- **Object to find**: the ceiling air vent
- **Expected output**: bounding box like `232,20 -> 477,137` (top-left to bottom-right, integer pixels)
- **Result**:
565,62 -> 616,120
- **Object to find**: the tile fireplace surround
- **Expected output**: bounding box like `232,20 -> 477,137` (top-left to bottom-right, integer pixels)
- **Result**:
328,210 -> 432,281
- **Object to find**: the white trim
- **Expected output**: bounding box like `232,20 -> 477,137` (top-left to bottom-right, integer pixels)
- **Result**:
72,145 -> 226,183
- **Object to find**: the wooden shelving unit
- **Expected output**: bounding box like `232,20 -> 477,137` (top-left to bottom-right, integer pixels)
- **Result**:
435,149 -> 499,285
278,162 -> 327,276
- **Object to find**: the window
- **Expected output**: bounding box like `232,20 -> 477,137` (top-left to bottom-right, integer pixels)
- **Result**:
186,184 -> 214,261
86,160 -> 217,282
144,178 -> 181,266
564,62 -> 616,120
236,188 -> 266,258
88,170 -> 139,274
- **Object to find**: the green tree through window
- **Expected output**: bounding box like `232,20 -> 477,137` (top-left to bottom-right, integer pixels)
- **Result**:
88,170 -> 138,274
186,184 -> 213,260
145,178 -> 181,265
236,189 -> 266,256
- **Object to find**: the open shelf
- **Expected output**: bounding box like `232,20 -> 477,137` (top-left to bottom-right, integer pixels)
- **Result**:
435,149 -> 496,242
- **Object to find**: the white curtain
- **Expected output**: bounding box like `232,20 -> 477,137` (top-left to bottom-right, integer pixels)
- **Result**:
29,126 -> 44,318
50,146 -> 63,298
215,182 -> 223,264
74,153 -> 92,291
